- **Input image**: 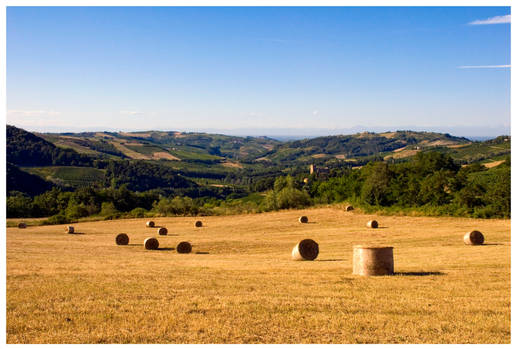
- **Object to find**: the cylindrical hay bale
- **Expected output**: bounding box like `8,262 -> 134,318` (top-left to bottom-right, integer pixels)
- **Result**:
195,221 -> 203,227
115,233 -> 129,245
292,239 -> 319,261
464,230 -> 484,245
18,222 -> 27,229
353,246 -> 394,276
65,226 -> 75,234
157,227 -> 168,236
345,205 -> 354,212
366,220 -> 378,228
144,237 -> 159,250
146,221 -> 155,228
177,241 -> 192,254
298,216 -> 309,224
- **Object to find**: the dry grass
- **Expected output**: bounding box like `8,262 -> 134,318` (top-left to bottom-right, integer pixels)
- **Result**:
6,208 -> 510,344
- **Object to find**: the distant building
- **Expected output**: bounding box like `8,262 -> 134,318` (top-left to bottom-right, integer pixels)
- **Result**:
309,164 -> 330,179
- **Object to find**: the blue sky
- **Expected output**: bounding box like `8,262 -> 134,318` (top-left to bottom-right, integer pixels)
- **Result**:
6,7 -> 511,136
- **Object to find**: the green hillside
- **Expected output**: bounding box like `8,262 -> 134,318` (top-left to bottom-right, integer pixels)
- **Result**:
23,166 -> 106,188
6,125 -> 510,221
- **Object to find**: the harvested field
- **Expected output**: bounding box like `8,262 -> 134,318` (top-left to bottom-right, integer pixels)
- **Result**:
221,161 -> 243,169
384,149 -> 419,160
483,160 -> 505,168
6,208 -> 510,343
311,153 -> 328,159
152,152 -> 180,161
110,141 -> 150,160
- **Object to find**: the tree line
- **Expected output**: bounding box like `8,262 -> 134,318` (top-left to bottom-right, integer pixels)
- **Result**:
6,151 -> 510,222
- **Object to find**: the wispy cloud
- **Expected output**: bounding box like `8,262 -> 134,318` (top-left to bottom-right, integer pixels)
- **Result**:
7,109 -> 61,116
120,110 -> 144,116
469,14 -> 510,25
312,109 -> 320,116
458,65 -> 510,69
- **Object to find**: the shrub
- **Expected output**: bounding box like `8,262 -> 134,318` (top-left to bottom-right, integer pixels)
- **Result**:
7,193 -> 33,218
65,201 -> 89,220
129,207 -> 147,218
99,202 -> 120,217
43,213 -> 70,225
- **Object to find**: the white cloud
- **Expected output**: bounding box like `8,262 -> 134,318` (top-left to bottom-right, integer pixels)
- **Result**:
7,109 -> 61,116
120,110 -> 144,116
469,14 -> 510,25
458,65 -> 510,69
312,109 -> 319,116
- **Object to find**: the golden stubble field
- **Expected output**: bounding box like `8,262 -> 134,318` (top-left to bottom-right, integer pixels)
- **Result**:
6,207 -> 511,344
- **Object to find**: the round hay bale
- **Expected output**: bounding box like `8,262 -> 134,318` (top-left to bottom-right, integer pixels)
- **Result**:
18,222 -> 27,229
464,230 -> 484,245
345,205 -> 354,212
157,227 -> 168,235
177,241 -> 192,254
65,226 -> 75,234
353,245 -> 394,276
298,216 -> 309,224
195,221 -> 203,227
115,233 -> 129,245
146,221 -> 155,228
366,220 -> 378,229
292,239 -> 319,261
144,237 -> 159,250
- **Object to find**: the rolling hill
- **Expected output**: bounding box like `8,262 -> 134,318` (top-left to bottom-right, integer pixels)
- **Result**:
36,128 -> 488,167
7,125 -> 511,194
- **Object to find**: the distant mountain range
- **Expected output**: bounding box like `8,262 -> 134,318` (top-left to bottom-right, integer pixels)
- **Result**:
195,125 -> 510,140
11,124 -> 510,140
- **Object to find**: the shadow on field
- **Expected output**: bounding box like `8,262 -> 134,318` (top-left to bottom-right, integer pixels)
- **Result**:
317,259 -> 346,262
157,247 -> 175,251
482,243 -> 505,246
395,271 -> 444,276
127,243 -> 143,246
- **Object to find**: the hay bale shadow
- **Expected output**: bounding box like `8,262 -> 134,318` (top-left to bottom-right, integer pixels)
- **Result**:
70,232 -> 85,235
195,251 -> 210,254
317,259 -> 346,262
157,247 -> 175,251
482,243 -> 504,246
127,243 -> 143,247
395,271 -> 444,276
